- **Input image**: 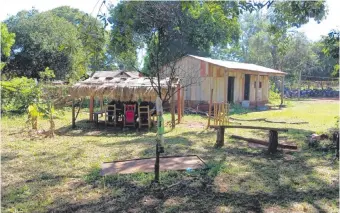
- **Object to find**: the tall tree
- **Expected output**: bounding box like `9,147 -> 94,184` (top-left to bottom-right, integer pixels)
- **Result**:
109,1 -> 242,183
50,6 -> 113,72
4,9 -> 87,80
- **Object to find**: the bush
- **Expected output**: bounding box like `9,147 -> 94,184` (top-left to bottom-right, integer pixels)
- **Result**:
268,83 -> 281,105
1,77 -> 40,113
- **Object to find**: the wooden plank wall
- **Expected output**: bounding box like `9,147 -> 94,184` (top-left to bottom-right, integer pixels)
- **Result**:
177,57 -> 271,104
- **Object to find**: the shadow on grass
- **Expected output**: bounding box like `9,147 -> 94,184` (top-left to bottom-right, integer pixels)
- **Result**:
55,119 -> 157,137
46,143 -> 339,213
3,126 -> 338,213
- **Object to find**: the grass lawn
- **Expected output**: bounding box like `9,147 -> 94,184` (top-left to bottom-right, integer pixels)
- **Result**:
1,100 -> 339,213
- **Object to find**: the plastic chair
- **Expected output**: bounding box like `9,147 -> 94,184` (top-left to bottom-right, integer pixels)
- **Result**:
124,104 -> 136,127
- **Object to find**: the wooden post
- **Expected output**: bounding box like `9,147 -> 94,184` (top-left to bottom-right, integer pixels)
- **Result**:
207,89 -> 213,128
281,76 -> 284,106
213,103 -> 217,125
223,71 -> 227,125
177,84 -> 181,124
100,96 -> 103,112
268,130 -> 278,154
215,126 -> 225,148
89,95 -> 94,121
170,88 -> 175,128
72,99 -> 76,128
224,71 -> 227,104
226,72 -> 229,103
256,74 -> 260,108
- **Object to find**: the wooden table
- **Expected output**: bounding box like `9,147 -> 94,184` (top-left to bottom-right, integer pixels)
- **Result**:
93,111 -> 105,125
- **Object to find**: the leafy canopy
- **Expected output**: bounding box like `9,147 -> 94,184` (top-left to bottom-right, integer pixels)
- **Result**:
1,23 -> 16,70
109,1 -> 240,71
4,9 -> 87,80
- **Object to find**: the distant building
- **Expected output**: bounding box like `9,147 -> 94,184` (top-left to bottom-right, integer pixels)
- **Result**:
87,70 -> 141,79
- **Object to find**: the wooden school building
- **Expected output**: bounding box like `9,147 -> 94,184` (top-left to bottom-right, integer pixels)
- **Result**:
176,55 -> 287,108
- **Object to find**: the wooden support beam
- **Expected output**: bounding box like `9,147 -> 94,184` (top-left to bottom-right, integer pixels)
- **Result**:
170,88 -> 175,128
230,135 -> 297,150
281,76 -> 284,106
72,99 -> 76,128
207,88 -> 213,128
224,71 -> 227,104
226,71 -> 229,103
177,84 -> 181,124
256,74 -> 260,108
89,95 -> 94,121
210,125 -> 288,132
100,96 -> 103,112
223,71 -> 228,125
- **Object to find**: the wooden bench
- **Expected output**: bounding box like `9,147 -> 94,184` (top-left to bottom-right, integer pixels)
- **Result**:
210,125 -> 289,153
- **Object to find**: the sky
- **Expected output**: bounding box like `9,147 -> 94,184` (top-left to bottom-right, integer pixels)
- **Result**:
0,0 -> 339,42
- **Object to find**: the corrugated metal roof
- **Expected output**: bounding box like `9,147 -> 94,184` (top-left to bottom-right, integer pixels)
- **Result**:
91,70 -> 140,78
92,71 -> 122,78
188,55 -> 287,76
125,71 -> 140,78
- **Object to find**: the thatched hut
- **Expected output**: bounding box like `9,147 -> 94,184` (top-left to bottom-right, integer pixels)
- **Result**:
70,75 -> 182,127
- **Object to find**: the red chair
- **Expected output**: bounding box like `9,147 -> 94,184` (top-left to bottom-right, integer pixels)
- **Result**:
124,104 -> 136,127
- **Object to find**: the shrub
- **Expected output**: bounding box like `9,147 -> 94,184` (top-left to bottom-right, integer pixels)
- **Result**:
1,77 -> 40,113
268,83 -> 281,105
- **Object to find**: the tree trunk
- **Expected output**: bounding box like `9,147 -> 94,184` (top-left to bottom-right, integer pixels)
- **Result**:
215,126 -> 225,148
268,130 -> 278,153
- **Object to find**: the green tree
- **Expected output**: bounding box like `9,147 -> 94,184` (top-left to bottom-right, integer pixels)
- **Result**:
321,30 -> 340,77
110,1 -> 241,73
1,77 -> 40,113
0,23 -> 16,70
50,6 -> 113,73
3,9 -> 87,80
212,1 -> 327,69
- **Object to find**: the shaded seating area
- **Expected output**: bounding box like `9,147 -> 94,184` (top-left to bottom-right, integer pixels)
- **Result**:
70,76 -> 183,130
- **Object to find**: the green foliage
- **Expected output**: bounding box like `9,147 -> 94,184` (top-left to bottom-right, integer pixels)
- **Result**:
39,67 -> 55,81
272,1 -> 326,28
110,1 -> 240,71
1,23 -> 16,70
1,23 -> 16,58
213,1 -> 327,75
50,6 -> 114,72
321,30 -> 340,77
3,9 -> 87,80
1,77 -> 40,113
268,83 -> 281,105
229,103 -> 251,115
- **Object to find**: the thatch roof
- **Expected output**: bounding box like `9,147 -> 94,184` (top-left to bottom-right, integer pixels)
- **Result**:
70,77 -> 178,101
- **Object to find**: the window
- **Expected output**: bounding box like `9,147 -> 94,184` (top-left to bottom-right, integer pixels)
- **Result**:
254,81 -> 262,88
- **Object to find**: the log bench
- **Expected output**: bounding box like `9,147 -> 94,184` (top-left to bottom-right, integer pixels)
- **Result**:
210,125 -> 289,153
